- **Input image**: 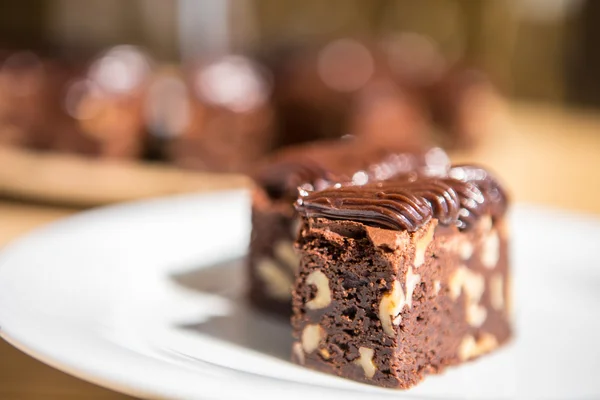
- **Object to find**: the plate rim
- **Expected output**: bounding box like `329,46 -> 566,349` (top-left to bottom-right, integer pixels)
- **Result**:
1,193 -> 600,399
0,190 -> 418,400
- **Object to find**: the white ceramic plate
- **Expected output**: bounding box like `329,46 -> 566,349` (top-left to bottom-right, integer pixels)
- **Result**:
1,190 -> 599,399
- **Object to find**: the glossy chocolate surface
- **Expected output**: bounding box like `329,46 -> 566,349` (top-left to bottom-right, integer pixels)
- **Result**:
296,164 -> 507,231
254,139 -> 443,201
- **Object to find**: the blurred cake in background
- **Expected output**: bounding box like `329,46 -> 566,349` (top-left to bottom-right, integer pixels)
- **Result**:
0,33 -> 503,174
260,35 -> 499,153
259,40 -> 363,148
348,78 -> 430,149
166,55 -> 276,172
0,46 -> 152,159
64,45 -> 152,159
0,52 -> 39,147
142,66 -> 191,161
426,64 -> 500,150
0,51 -> 78,151
381,33 -> 500,149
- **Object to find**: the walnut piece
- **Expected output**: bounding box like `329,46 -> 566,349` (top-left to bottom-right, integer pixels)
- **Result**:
458,335 -> 477,361
414,221 -> 436,268
379,281 -> 404,336
463,269 -> 485,303
274,240 -> 299,272
467,303 -> 488,327
378,268 -> 420,336
256,258 -> 292,300
459,240 -> 474,261
449,267 -> 484,301
293,342 -> 305,365
449,266 -> 487,327
490,273 -> 504,310
405,267 -> 421,308
305,270 -> 332,310
319,348 -> 331,360
481,230 -> 500,268
353,347 -> 377,378
449,267 -> 466,300
458,333 -> 499,361
301,324 -> 325,353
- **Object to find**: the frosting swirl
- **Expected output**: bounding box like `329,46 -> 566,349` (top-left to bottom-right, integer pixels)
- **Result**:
296,164 -> 507,231
254,141 -> 440,201
255,160 -> 334,200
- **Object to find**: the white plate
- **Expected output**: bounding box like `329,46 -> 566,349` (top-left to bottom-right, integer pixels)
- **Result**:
1,190 -> 600,400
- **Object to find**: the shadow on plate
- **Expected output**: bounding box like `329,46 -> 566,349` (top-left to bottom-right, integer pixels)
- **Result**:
170,258 -> 293,361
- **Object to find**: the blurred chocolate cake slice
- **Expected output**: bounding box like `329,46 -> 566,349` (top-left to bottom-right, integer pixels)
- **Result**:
166,55 -> 276,173
248,138 -> 448,315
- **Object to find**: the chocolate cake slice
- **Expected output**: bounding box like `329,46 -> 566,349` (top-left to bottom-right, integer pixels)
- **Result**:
291,165 -> 511,388
248,139 -> 445,316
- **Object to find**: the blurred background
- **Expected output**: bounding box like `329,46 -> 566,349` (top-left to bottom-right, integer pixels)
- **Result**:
0,0 -> 599,398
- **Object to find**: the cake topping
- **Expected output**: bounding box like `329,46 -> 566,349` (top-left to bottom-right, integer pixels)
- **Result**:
255,160 -> 333,200
296,164 -> 507,232
254,140 -> 442,201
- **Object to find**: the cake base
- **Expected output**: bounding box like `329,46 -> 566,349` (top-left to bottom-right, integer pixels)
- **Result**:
292,216 -> 511,388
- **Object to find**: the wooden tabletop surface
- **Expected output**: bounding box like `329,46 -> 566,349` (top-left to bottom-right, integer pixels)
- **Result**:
0,102 -> 599,399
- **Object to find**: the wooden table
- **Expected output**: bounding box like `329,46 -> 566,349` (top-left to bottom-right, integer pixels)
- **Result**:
0,103 -> 599,399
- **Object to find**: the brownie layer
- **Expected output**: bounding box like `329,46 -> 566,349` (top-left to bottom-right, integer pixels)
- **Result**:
291,164 -> 510,388
291,216 -> 511,388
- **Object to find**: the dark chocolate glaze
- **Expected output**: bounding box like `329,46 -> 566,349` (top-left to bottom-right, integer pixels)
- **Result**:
253,140 -> 440,201
255,160 -> 334,200
296,164 -> 507,232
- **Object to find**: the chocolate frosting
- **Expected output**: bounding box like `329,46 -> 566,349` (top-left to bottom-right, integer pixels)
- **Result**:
255,160 -> 334,200
254,139 -> 441,201
296,164 -> 507,232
